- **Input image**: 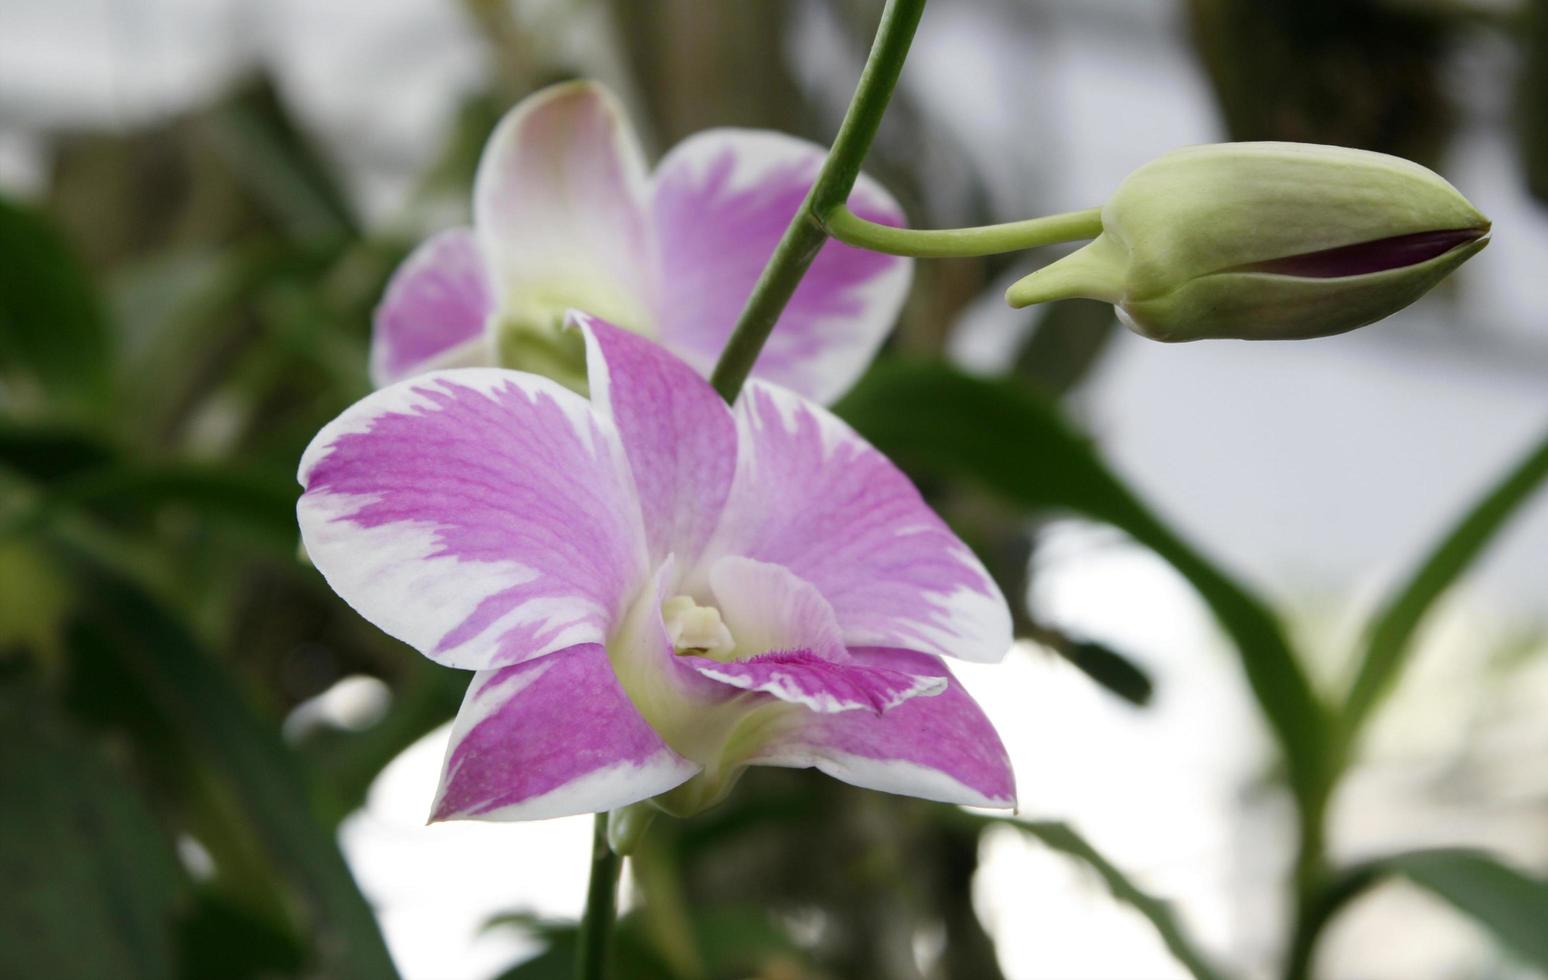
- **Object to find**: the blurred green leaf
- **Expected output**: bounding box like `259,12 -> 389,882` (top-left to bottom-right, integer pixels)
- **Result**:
1012,298 -> 1117,398
1057,637 -> 1155,708
0,196 -> 113,413
0,685 -> 184,980
28,463 -> 299,551
984,818 -> 1228,980
0,420 -> 116,483
1521,0 -> 1548,203
836,362 -> 1330,808
1394,850 -> 1548,967
490,914 -> 675,980
175,888 -> 306,980
1186,0 -> 1452,165
1341,427 -> 1548,739
689,905 -> 806,977
0,417 -> 300,556
62,555 -> 398,979
1309,849 -> 1548,973
202,75 -> 358,241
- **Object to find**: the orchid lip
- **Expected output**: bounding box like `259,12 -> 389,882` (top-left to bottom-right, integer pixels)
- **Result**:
1236,225 -> 1490,279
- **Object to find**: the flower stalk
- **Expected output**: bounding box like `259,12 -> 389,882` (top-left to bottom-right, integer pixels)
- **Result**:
709,0 -> 928,403
576,812 -> 621,980
823,203 -> 1104,258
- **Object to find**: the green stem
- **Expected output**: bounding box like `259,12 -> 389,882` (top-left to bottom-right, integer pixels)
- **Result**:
1283,785 -> 1333,980
823,204 -> 1103,257
1283,858 -> 1381,980
708,0 -> 928,403
576,812 -> 621,980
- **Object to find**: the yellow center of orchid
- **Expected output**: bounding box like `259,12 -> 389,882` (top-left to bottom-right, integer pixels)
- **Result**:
661,595 -> 736,660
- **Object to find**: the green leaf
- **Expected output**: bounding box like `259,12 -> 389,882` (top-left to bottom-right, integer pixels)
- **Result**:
836,362 -> 1331,807
0,685 -> 184,980
0,196 -> 113,412
39,463 -> 299,549
201,75 -> 358,241
0,420 -> 116,483
1059,637 -> 1156,707
175,888 -> 307,980
61,553 -> 398,979
489,914 -> 676,980
0,418 -> 299,554
1306,849 -> 1548,973
1520,0 -> 1548,204
985,817 -> 1228,980
1341,428 -> 1548,739
1395,850 -> 1548,967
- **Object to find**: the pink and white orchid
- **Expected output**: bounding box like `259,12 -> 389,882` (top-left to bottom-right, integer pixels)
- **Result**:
372,81 -> 912,404
300,314 -> 1014,820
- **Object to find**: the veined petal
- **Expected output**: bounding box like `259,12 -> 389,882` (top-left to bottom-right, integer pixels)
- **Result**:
475,82 -> 654,334
298,369 -> 648,670
699,382 -> 1013,663
753,648 -> 1015,808
370,228 -> 495,387
687,650 -> 945,714
432,644 -> 698,821
576,313 -> 735,567
651,130 -> 912,403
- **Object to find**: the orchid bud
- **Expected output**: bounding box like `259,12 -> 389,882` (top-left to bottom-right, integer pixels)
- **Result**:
1006,142 -> 1490,341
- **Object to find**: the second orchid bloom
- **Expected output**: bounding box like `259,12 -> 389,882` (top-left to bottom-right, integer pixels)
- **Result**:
372,81 -> 912,404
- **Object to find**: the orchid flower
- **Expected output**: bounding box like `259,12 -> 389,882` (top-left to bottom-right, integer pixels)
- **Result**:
300,314 -> 1015,819
372,81 -> 912,404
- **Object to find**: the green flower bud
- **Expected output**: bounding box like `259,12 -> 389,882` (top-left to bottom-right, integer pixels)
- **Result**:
1006,142 -> 1490,341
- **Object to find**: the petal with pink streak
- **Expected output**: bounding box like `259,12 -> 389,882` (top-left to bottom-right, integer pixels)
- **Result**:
700,382 -> 1013,663
651,130 -> 912,403
576,313 -> 735,567
432,643 -> 698,821
371,228 -> 495,386
475,82 -> 654,334
298,369 -> 648,670
754,648 -> 1016,808
687,649 -> 945,714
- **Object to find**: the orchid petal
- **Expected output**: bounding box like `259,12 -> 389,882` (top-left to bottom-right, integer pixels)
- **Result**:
701,382 -> 1013,663
298,369 -> 648,670
651,130 -> 912,403
431,643 -> 698,821
576,313 -> 736,567
686,650 -> 945,714
707,555 -> 845,661
755,648 -> 1015,808
474,82 -> 654,334
370,228 -> 494,386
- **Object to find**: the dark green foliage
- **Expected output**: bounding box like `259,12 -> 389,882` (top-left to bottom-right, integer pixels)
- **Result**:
0,198 -> 113,414
1187,0 -> 1453,164
0,687 -> 183,980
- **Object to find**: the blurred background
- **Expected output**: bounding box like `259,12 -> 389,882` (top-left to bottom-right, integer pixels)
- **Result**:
2,1 -> 1547,978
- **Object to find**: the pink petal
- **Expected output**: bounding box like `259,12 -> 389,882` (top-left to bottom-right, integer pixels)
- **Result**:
370,228 -> 494,386
474,82 -> 654,333
704,382 -> 1013,663
686,649 -> 945,714
432,643 -> 698,821
651,130 -> 913,403
298,369 -> 648,670
755,648 -> 1015,808
576,313 -> 735,567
